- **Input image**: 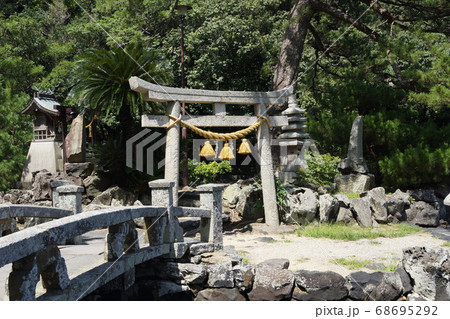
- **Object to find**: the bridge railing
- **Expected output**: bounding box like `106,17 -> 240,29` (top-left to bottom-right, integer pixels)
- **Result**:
0,179 -> 224,300
0,204 -> 72,237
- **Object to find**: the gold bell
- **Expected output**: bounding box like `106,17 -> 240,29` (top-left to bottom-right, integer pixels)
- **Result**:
200,141 -> 216,158
218,142 -> 235,160
238,138 -> 252,155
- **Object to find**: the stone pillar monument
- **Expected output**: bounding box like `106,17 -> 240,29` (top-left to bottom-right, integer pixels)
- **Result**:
335,116 -> 374,193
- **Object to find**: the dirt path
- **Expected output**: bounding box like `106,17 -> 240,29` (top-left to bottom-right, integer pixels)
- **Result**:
223,227 -> 450,277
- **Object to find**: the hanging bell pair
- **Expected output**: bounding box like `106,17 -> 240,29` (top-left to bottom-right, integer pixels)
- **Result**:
199,139 -> 252,160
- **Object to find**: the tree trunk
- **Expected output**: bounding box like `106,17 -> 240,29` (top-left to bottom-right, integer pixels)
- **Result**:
271,0 -> 314,92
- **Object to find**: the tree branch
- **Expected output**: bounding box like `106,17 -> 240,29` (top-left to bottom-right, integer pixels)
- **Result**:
311,0 -> 379,41
308,22 -> 326,52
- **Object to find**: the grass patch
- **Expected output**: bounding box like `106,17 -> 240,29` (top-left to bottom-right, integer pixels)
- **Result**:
296,223 -> 421,241
442,242 -> 450,247
238,250 -> 250,264
369,240 -> 381,245
331,258 -> 373,270
334,192 -> 360,199
377,263 -> 399,272
297,257 -> 310,263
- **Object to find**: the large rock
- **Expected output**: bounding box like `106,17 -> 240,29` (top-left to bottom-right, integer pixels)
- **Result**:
405,201 -> 440,227
293,270 -> 348,301
348,271 -> 403,301
143,280 -> 192,300
1,189 -> 34,205
32,170 -> 53,201
336,207 -> 357,225
285,188 -> 318,224
150,262 -> 207,286
258,258 -> 290,270
235,185 -> 264,220
247,265 -> 295,301
222,184 -> 241,209
386,197 -> 407,223
334,194 -> 351,208
337,116 -> 368,174
233,264 -> 255,292
91,186 -> 137,206
402,247 -> 450,300
410,189 -> 438,203
65,162 -> 94,180
395,267 -> 413,295
207,261 -> 234,288
362,187 -> 388,223
350,197 -> 373,227
65,114 -> 86,163
83,171 -> 113,199
319,194 -> 339,222
437,199 -> 448,222
335,174 -> 375,193
391,189 -> 411,203
444,193 -> 450,207
195,288 -> 246,301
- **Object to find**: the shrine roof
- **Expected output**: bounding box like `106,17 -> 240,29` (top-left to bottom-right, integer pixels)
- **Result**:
22,94 -> 60,116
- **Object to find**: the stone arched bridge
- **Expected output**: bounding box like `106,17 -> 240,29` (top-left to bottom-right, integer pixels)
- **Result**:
0,180 -> 224,301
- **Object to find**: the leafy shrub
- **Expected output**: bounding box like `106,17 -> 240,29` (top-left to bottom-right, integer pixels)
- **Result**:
187,159 -> 232,185
297,152 -> 341,186
378,144 -> 450,189
253,177 -> 288,208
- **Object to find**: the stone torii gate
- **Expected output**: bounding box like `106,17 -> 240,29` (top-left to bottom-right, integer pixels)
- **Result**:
129,76 -> 294,227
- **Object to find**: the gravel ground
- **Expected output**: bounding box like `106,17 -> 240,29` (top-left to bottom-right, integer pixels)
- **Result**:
223,226 -> 450,277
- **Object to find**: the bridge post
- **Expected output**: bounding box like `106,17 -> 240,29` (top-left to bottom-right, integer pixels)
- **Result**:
197,184 -> 225,250
50,180 -> 70,207
148,179 -> 177,244
55,184 -> 84,244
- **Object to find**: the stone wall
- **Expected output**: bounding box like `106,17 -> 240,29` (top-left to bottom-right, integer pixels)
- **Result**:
221,182 -> 449,228
84,245 -> 450,301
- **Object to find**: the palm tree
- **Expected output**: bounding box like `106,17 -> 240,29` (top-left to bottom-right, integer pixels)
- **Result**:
72,42 -> 169,139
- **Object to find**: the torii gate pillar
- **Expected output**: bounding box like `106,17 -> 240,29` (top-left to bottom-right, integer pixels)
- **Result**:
256,103 -> 279,227
164,101 -> 181,206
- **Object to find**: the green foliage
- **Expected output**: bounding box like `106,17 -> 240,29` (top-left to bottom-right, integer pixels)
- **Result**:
72,42 -> 169,117
0,85 -> 33,190
334,192 -> 360,200
296,223 -> 421,241
378,263 -> 399,273
162,0 -> 288,91
379,144 -> 450,190
253,177 -> 288,208
297,152 -> 341,187
0,0 -> 449,191
187,159 -> 232,185
331,258 -> 373,270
